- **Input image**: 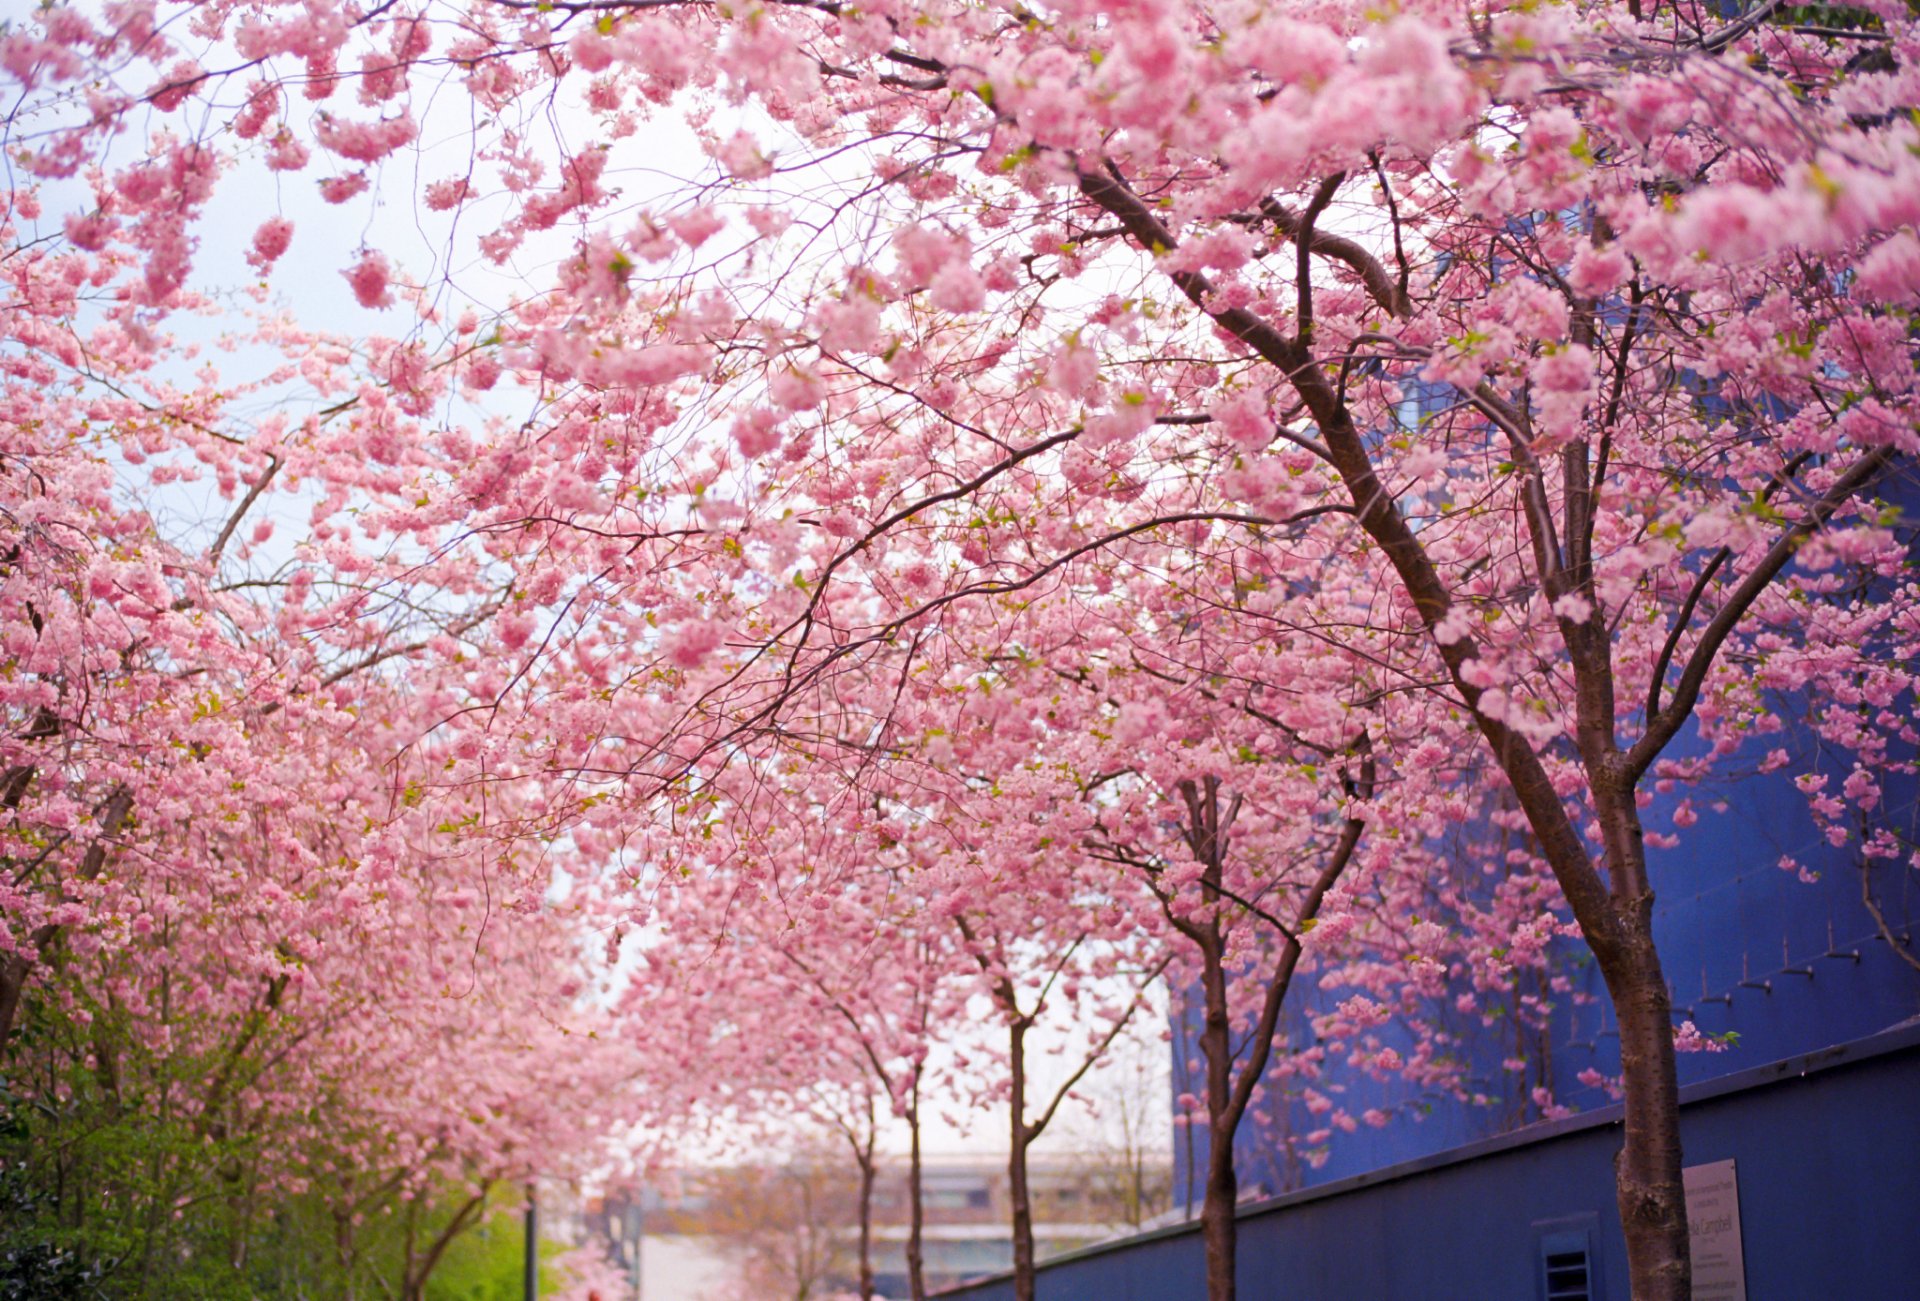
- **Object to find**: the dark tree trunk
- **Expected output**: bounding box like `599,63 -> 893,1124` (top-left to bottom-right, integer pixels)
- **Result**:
1198,1149 -> 1238,1301
1007,1018 -> 1036,1301
1603,898 -> 1690,1299
1197,942 -> 1238,1301
0,952 -> 29,1053
335,1211 -> 358,1301
855,1147 -> 876,1301
1145,776 -> 1361,1301
905,1077 -> 927,1301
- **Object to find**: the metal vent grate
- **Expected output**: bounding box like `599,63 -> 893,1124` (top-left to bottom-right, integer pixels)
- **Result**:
1538,1227 -> 1594,1301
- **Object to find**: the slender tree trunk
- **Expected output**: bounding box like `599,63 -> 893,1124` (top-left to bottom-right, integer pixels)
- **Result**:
0,952 -> 29,1054
0,713 -> 59,1051
906,1075 -> 927,1301
1158,776 -> 1357,1301
855,1147 -> 876,1301
335,1208 -> 358,1301
400,1195 -> 420,1301
1198,1143 -> 1238,1301
1318,385 -> 1696,1298
1196,938 -> 1238,1301
401,1187 -> 490,1301
1007,1018 -> 1036,1301
1570,723 -> 1691,1301
1602,895 -> 1690,1299
1176,1003 -> 1197,1222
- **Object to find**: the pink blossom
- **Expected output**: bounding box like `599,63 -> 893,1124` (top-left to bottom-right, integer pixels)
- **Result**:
246,217 -> 294,272
264,133 -> 310,171
814,295 -> 883,354
716,130 -> 772,180
1672,1021 -> 1727,1054
234,81 -> 279,139
1855,231 -> 1920,305
1047,341 -> 1100,399
344,250 -> 395,309
63,211 -> 115,251
1209,388 -> 1272,453
147,58 -> 201,112
1236,18 -> 1345,87
769,367 -> 824,410
1569,244 -> 1631,296
927,261 -> 987,313
668,207 -> 725,249
315,112 -> 417,164
666,618 -> 725,669
424,177 -> 472,211
732,410 -> 784,459
569,28 -> 615,73
892,224 -> 967,285
318,172 -> 370,204
498,611 -> 535,650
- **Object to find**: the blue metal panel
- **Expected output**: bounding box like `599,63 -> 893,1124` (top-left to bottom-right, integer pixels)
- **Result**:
942,1026 -> 1920,1301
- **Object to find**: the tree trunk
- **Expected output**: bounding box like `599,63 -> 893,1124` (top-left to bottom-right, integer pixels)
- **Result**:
335,1209 -> 358,1301
0,952 -> 29,1053
1077,156 -> 1703,1299
1605,913 -> 1690,1300
905,1076 -> 927,1301
1198,1144 -> 1238,1301
402,1187 -> 490,1301
1197,937 -> 1238,1301
856,1148 -> 876,1301
1007,1018 -> 1037,1301
1317,386 -> 1697,1296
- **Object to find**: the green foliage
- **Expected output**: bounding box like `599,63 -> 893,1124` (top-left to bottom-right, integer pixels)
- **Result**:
0,990 -> 512,1300
0,1148 -> 107,1301
424,1215 -> 570,1301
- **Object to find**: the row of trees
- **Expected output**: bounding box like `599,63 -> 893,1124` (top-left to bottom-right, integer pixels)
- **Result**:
617,567 -> 1590,1300
4,0 -> 1917,1298
0,445 -> 636,1292
0,91 -> 643,1293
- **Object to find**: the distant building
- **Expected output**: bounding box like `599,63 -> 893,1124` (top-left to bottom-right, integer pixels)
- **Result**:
584,1151 -> 1150,1300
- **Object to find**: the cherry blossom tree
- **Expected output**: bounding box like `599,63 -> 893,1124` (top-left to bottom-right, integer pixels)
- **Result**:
8,4 -> 1920,1299
926,558 -> 1513,1299
1,674 -> 640,1296
624,836 -> 956,1301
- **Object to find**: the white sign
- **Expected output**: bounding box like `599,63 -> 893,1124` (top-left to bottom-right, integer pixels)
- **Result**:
1683,1158 -> 1747,1301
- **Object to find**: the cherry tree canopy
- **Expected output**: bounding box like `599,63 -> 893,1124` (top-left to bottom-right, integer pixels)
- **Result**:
5,0 -> 1919,1296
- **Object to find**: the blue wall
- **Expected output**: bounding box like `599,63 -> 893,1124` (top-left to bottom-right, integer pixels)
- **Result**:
1170,719 -> 1920,1204
936,1023 -> 1920,1301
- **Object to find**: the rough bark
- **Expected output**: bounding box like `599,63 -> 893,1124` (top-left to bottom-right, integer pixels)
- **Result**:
1198,1144 -> 1238,1301
1196,927 -> 1239,1301
855,1144 -> 876,1301
905,1075 -> 927,1301
1606,914 -> 1690,1299
1007,1017 -> 1036,1301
